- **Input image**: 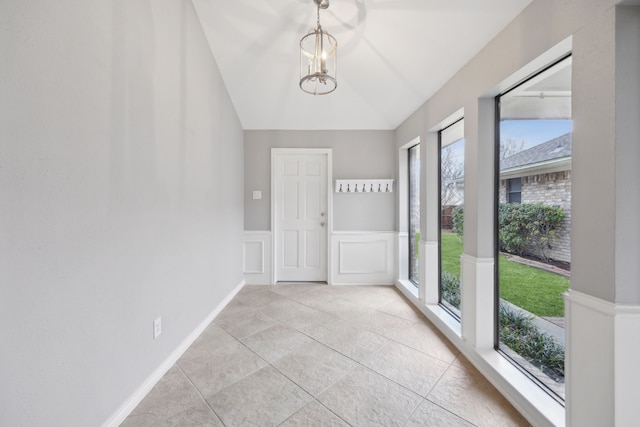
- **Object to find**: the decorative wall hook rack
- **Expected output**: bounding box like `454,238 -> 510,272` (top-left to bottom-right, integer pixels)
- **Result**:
335,179 -> 394,193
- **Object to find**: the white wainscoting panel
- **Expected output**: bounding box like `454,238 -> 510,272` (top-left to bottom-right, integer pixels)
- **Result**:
332,232 -> 395,285
460,254 -> 495,350
397,232 -> 408,281
243,231 -> 272,284
564,290 -> 640,427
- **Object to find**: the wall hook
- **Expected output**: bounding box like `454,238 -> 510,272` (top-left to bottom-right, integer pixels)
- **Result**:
334,179 -> 393,194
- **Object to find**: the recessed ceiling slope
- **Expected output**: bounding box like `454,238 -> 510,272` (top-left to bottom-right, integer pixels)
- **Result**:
192,0 -> 533,130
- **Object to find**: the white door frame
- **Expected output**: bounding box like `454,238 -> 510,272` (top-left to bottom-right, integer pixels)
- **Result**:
271,148 -> 333,284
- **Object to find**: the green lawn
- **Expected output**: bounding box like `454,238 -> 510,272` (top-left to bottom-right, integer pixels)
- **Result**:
441,231 -> 569,317
441,232 -> 463,278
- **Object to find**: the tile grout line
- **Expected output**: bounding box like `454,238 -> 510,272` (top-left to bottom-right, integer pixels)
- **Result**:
265,287 -> 416,425
174,363 -> 228,427
311,398 -> 355,427
265,297 -> 435,425
126,285 -> 524,426
252,286 -> 467,422
419,356 -> 480,426
294,290 -> 473,425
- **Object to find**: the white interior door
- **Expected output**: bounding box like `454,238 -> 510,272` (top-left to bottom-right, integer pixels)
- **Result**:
274,151 -> 328,282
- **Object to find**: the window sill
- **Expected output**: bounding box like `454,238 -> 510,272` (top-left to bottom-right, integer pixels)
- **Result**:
394,283 -> 565,427
396,279 -> 419,299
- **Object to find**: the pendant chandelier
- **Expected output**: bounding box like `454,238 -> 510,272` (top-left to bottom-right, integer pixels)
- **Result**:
299,0 -> 337,95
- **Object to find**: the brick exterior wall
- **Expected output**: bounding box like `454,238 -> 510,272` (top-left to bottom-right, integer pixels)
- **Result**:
499,170 -> 571,263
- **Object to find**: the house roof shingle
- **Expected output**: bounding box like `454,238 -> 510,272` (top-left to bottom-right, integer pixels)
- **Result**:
501,133 -> 572,170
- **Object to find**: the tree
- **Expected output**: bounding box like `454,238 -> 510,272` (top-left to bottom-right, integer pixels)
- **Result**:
441,146 -> 464,206
500,137 -> 526,160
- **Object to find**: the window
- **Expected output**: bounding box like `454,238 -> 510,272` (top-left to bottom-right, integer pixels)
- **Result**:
439,120 -> 464,317
408,144 -> 420,286
497,56 -> 572,401
507,178 -> 521,203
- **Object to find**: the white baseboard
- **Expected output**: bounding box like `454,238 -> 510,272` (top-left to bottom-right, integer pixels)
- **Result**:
102,280 -> 245,427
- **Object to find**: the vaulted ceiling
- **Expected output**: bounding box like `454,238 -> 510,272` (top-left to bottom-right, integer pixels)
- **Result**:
192,0 -> 533,130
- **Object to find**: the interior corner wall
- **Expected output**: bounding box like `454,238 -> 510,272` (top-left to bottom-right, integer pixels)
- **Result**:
244,130 -> 395,232
0,1 -> 244,426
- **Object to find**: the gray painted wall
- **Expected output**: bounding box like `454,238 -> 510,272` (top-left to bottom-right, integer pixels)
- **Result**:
244,130 -> 396,232
0,1 -> 244,425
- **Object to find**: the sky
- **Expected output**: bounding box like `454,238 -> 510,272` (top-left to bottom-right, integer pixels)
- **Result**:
444,119 -> 573,164
500,119 -> 573,149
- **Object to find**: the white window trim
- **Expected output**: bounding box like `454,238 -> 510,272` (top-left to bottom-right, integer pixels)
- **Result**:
397,137 -> 420,295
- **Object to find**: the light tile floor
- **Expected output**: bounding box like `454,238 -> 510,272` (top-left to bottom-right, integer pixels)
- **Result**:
122,284 -> 530,426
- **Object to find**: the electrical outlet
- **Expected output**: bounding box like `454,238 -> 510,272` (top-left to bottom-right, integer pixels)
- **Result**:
153,317 -> 162,339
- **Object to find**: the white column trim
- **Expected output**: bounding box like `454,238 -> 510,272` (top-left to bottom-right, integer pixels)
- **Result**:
460,253 -> 495,350
422,240 -> 438,304
564,289 -> 640,427
564,288 -> 640,316
396,231 -> 408,281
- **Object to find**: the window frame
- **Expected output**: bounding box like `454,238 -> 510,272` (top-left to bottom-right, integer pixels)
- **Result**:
407,142 -> 420,287
494,54 -> 572,404
438,118 -> 464,319
507,178 -> 522,203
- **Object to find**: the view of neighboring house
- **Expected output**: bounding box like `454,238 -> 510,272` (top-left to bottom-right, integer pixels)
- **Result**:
499,132 -> 572,263
442,132 -> 572,263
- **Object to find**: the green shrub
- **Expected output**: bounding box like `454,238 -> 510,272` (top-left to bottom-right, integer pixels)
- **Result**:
452,205 -> 464,238
455,203 -> 564,261
499,304 -> 565,381
499,203 -> 564,261
441,271 -> 461,309
438,263 -> 565,381
498,203 -> 524,254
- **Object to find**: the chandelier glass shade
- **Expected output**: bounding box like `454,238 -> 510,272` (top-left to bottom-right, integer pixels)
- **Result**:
299,0 -> 337,95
